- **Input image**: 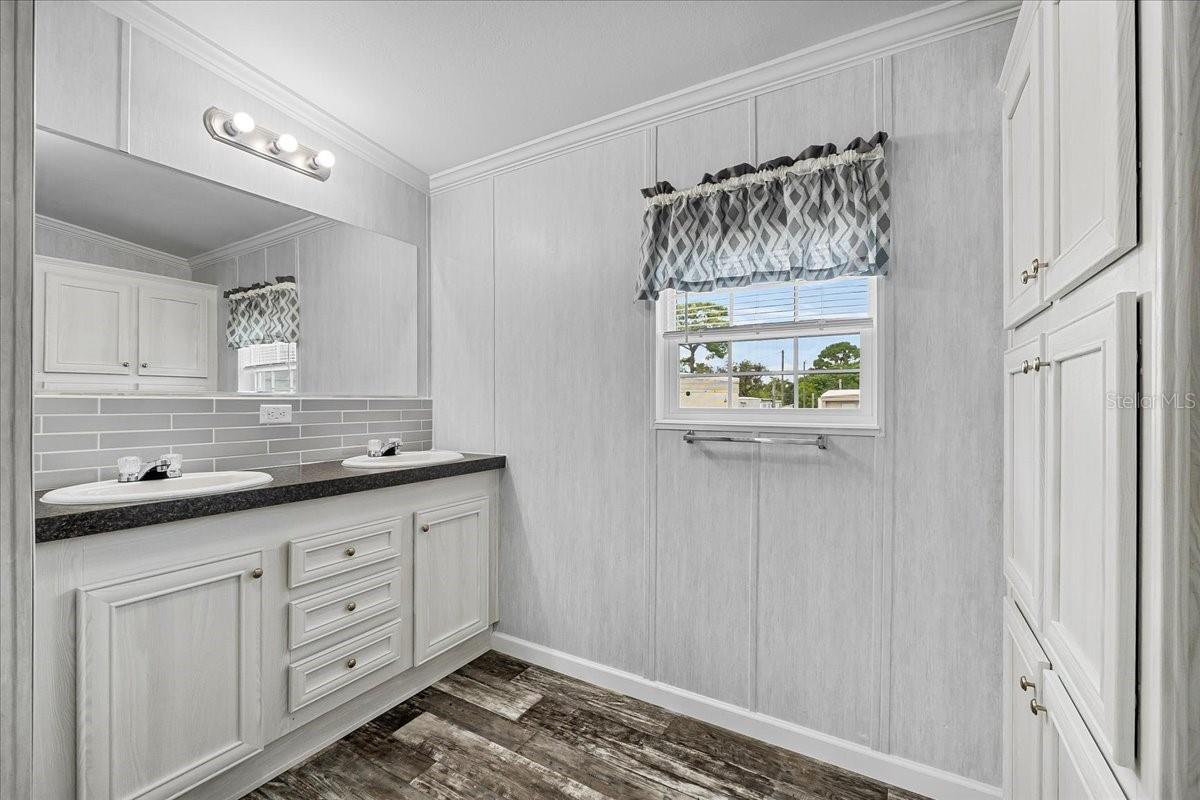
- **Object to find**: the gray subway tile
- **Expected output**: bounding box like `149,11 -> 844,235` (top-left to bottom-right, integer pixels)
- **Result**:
268,436 -> 342,453
34,396 -> 99,415
213,425 -> 300,442
366,420 -> 427,434
173,413 -> 259,429
402,409 -> 433,420
215,452 -> 300,471
299,446 -> 362,463
214,398 -> 301,412
301,398 -> 368,411
35,468 -> 99,491
290,411 -> 342,424
171,441 -> 268,460
299,422 -> 367,437
42,447 -> 164,471
98,429 -> 213,449
34,433 -> 98,453
42,414 -> 171,433
342,410 -> 406,423
100,398 -> 214,414
367,399 -> 428,410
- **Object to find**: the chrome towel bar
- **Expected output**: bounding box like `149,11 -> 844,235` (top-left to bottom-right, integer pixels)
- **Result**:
683,430 -> 827,449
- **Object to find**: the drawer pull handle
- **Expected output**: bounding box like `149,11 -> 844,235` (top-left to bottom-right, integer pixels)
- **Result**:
345,546 -> 356,557
421,524 -> 430,533
250,568 -> 263,579
1019,675 -> 1035,692
1030,699 -> 1046,716
346,658 -> 357,669
346,601 -> 357,612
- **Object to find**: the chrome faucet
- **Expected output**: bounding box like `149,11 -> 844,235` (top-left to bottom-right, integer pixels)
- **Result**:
366,438 -> 403,458
117,454 -> 183,482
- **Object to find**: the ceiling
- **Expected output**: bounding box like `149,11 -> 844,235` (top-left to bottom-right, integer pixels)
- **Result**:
36,130 -> 312,258
146,0 -> 942,176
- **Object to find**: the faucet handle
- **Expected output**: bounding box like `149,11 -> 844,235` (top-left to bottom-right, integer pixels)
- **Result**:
387,438 -> 403,452
117,456 -> 141,483
367,439 -> 383,458
162,453 -> 183,478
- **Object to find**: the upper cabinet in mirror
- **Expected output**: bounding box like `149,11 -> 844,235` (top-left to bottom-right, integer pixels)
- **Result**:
34,131 -> 419,397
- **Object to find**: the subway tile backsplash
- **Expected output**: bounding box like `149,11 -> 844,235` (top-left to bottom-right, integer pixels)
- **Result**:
33,396 -> 433,490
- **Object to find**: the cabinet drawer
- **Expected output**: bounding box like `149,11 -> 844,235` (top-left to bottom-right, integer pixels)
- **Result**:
288,569 -> 404,650
287,622 -> 404,712
288,521 -> 403,588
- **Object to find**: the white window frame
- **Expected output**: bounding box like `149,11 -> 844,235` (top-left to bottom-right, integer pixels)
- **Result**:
654,277 -> 883,432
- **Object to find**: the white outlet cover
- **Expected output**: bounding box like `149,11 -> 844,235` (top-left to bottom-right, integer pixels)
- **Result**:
259,404 -> 293,424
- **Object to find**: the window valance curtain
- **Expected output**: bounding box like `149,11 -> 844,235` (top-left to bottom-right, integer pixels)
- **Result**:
225,276 -> 300,349
635,132 -> 891,301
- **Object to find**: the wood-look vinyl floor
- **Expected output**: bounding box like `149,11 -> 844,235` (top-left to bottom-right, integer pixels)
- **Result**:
244,651 -> 929,800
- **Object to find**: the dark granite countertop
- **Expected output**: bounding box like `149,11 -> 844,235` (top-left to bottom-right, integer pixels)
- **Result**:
35,453 -> 506,543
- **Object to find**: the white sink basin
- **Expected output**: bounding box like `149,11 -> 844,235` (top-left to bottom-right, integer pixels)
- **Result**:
39,471 -> 273,505
342,450 -> 465,470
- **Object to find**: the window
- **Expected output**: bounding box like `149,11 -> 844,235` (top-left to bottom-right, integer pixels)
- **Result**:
656,276 -> 880,428
237,342 -> 298,394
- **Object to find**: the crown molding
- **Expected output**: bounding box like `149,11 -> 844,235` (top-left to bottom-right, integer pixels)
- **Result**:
187,215 -> 335,270
35,214 -> 192,272
430,0 -> 1019,194
91,0 -> 430,194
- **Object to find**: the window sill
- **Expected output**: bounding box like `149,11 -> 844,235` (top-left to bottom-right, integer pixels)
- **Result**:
653,419 -> 882,437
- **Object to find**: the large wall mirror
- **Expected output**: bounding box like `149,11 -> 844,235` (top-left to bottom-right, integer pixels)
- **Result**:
34,130 -> 419,397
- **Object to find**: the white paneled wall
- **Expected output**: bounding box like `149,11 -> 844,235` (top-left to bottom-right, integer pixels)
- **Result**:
432,19 -> 1014,788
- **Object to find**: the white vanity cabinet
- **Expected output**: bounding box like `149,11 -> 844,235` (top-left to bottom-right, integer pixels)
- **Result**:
34,470 -> 501,800
999,0 -> 1136,329
35,256 -> 218,391
413,497 -> 491,665
76,552 -> 265,800
1038,671 -> 1125,800
1003,600 -> 1050,800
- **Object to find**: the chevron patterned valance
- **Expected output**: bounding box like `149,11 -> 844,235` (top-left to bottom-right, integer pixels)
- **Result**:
225,277 -> 300,349
635,132 -> 891,301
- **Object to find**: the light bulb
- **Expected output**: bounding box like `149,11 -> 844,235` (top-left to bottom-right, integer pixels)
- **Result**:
224,111 -> 255,136
272,133 -> 298,154
311,149 -> 336,170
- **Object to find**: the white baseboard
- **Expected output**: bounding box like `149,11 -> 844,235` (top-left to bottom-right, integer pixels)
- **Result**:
492,632 -> 1001,800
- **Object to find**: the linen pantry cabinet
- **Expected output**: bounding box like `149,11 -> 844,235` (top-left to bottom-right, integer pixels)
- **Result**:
35,256 -> 218,391
34,471 -> 501,800
999,0 -> 1136,329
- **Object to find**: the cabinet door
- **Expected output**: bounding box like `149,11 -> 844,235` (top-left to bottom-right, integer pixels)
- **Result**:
1041,0 -> 1136,301
1004,599 -> 1050,800
137,282 -> 211,377
413,497 -> 490,666
77,552 -> 264,800
1039,670 -> 1126,800
1004,337 -> 1045,625
43,268 -> 133,374
1042,292 -> 1136,766
1002,5 -> 1048,328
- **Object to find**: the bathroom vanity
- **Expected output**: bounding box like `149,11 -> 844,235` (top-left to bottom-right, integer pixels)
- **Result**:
33,455 -> 504,800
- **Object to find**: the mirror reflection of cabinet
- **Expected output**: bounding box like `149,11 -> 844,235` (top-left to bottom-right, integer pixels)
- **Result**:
36,257 -> 217,391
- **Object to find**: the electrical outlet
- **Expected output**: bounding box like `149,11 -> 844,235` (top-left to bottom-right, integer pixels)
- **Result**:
259,404 -> 293,424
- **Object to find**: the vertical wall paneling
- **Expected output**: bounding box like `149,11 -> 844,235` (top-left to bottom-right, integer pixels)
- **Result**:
886,23 -> 1010,783
655,431 -> 756,706
431,178 -> 495,452
493,131 -> 651,674
755,62 -> 877,159
642,127 -> 658,683
117,18 -> 130,152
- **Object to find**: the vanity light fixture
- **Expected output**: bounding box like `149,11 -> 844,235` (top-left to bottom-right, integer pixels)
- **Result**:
203,106 -> 334,181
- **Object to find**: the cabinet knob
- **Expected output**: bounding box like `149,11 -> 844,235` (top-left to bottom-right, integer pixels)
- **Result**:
141,362 -> 149,368
421,524 -> 430,533
1022,357 -> 1049,374
1030,699 -> 1046,716
346,658 -> 357,669
345,546 -> 356,557
1020,258 -> 1047,284
121,361 -> 130,367
1019,675 -> 1035,692
250,568 -> 263,579
346,601 -> 357,612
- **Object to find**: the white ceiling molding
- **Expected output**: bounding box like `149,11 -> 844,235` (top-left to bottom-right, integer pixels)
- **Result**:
91,0 -> 430,193
429,0 -> 1018,194
187,215 -> 335,271
35,214 -> 191,272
